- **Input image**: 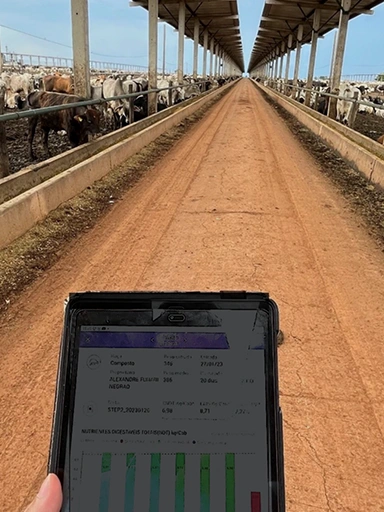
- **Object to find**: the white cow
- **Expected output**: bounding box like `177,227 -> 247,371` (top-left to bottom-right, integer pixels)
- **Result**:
157,79 -> 184,107
102,77 -> 129,129
336,83 -> 362,125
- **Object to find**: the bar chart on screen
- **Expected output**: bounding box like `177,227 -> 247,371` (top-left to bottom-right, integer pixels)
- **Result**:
76,451 -> 262,512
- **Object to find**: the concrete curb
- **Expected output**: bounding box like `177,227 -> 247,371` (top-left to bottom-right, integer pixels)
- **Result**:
0,80 -> 237,250
254,81 -> 384,190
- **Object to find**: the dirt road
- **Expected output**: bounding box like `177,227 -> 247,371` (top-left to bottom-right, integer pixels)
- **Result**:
1,78 -> 384,511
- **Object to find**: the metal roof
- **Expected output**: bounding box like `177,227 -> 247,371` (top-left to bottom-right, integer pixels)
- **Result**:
248,0 -> 384,73
130,0 -> 244,72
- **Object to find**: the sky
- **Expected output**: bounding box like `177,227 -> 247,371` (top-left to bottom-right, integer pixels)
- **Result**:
0,0 -> 383,78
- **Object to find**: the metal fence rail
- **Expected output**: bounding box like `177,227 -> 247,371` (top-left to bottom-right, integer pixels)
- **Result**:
0,80 -> 212,123
0,52 -> 164,74
341,74 -> 383,83
263,79 -> 384,111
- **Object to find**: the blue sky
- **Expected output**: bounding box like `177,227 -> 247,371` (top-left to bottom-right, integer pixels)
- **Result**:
0,0 -> 383,77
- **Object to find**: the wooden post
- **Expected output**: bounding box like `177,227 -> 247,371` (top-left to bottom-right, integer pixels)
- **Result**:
348,91 -> 359,128
0,85 -> 10,178
168,80 -> 173,107
313,88 -> 320,111
305,9 -> 321,106
128,83 -> 134,125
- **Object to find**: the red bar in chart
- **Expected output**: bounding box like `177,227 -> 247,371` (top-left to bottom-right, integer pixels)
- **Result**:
251,492 -> 261,512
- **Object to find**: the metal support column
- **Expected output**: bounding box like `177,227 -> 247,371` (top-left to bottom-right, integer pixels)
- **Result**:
329,29 -> 338,88
284,34 -> 293,94
148,0 -> 158,115
193,18 -> 199,80
70,0 -> 91,98
177,0 -> 185,84
203,29 -> 208,79
278,42 -> 285,80
214,45 -> 218,78
274,50 -> 279,85
209,38 -> 214,77
293,24 -> 303,98
328,0 -> 351,118
162,23 -> 166,78
305,9 -> 321,106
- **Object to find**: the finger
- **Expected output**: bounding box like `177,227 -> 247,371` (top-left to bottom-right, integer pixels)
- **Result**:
25,474 -> 63,512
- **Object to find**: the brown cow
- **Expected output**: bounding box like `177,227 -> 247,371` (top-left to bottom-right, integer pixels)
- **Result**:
377,134 -> 384,145
25,91 -> 100,160
42,74 -> 74,94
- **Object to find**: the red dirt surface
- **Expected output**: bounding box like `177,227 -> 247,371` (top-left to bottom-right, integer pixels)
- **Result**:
1,79 -> 384,511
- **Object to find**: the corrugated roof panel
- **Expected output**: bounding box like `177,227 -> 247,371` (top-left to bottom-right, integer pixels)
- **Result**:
248,0 -> 383,72
131,0 -> 244,71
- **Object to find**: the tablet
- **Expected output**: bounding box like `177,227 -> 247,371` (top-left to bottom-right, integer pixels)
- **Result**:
48,291 -> 285,511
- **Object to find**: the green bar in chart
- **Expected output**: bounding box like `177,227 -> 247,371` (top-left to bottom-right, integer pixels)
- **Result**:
175,453 -> 185,512
149,454 -> 161,512
124,454 -> 136,512
99,453 -> 112,512
200,455 -> 210,512
225,454 -> 235,512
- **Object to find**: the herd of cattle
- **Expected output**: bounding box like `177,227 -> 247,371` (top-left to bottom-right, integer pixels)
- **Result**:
257,76 -> 384,143
0,70 -> 236,160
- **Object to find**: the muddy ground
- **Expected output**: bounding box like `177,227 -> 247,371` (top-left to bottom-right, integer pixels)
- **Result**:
4,115 -> 111,174
354,111 -> 384,141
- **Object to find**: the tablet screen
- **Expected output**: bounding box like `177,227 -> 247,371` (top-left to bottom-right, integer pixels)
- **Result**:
65,309 -> 270,512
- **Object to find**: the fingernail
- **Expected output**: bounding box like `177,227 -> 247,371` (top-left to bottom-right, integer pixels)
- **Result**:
37,474 -> 52,499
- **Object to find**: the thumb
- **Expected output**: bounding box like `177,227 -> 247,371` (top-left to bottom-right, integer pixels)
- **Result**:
25,474 -> 63,512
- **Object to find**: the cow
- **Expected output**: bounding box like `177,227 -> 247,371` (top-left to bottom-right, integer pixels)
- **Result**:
336,83 -> 362,126
9,73 -> 33,97
22,91 -> 101,160
42,74 -> 74,94
157,79 -> 185,107
102,77 -> 129,129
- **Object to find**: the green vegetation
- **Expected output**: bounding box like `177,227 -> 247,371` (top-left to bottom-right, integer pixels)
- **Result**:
375,73 -> 384,81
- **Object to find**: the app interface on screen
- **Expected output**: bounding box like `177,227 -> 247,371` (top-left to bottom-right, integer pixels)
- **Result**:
66,310 -> 270,512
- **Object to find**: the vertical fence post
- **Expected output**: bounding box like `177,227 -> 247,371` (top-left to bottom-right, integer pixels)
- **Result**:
128,83 -> 134,125
0,85 -> 10,178
313,87 -> 320,111
168,80 -> 173,107
348,92 -> 359,128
